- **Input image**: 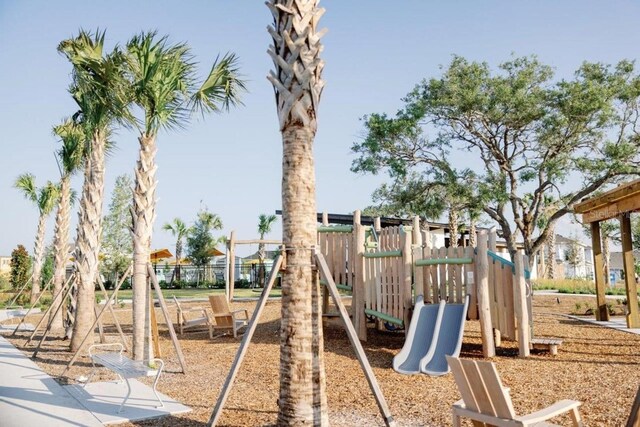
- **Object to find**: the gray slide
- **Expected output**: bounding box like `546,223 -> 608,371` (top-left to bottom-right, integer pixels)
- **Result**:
392,297 -> 445,375
420,294 -> 469,376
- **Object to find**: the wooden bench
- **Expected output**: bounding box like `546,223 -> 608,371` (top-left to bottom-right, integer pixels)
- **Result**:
84,343 -> 164,413
530,338 -> 563,355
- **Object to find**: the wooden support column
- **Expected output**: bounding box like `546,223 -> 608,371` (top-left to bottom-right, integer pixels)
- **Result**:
412,216 -> 425,299
620,214 -> 640,328
476,231 -> 495,358
228,231 -> 236,302
488,227 -> 500,345
321,211 -> 330,314
514,250 -> 530,357
591,221 -> 609,322
401,225 -> 413,329
353,210 -> 367,341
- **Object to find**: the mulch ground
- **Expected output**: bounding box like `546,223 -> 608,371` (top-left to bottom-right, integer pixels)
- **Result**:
3,294 -> 639,426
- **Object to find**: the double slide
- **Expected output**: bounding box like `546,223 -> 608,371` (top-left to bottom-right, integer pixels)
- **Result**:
392,294 -> 469,376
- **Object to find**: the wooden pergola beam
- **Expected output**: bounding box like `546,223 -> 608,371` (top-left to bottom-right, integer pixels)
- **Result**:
574,178 -> 640,213
590,222 -> 609,321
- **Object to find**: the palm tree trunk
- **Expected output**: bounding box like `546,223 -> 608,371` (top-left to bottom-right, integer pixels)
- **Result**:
51,175 -> 71,331
448,209 -> 459,248
175,239 -> 182,283
279,126 -> 328,425
132,133 -> 157,361
258,241 -> 266,288
547,228 -> 556,280
70,131 -> 106,352
469,218 -> 477,247
31,214 -> 47,303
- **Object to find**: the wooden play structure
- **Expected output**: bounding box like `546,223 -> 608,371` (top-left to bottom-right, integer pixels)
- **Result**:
574,179 -> 640,329
315,211 -> 535,357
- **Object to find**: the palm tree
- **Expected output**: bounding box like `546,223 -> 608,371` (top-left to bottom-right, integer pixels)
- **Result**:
266,1 -> 328,424
256,214 -> 277,287
162,218 -> 190,283
14,174 -> 60,303
58,29 -> 131,352
50,119 -> 84,331
125,31 -> 245,361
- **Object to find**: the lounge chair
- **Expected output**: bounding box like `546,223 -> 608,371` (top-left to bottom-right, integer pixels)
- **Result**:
446,356 -> 583,427
208,295 -> 249,338
173,296 -> 211,335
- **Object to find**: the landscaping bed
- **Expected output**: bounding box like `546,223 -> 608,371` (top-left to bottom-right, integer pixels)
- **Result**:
4,294 -> 639,426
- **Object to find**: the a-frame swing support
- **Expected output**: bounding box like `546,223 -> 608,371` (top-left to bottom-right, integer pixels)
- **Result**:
61,264 -> 187,377
208,250 -> 396,427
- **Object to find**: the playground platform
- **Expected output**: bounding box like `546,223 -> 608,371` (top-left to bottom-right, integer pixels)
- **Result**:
0,335 -> 190,426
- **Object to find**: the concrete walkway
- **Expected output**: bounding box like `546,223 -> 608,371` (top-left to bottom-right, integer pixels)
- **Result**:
565,315 -> 640,335
0,335 -> 101,427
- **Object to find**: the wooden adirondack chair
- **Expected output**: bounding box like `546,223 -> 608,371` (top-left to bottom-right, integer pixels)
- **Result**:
208,295 -> 249,338
627,385 -> 640,427
446,356 -> 583,427
173,296 -> 211,335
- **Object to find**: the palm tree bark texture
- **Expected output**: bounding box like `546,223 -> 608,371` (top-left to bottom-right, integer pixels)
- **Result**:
267,0 -> 328,424
51,176 -> 71,331
71,130 -> 106,352
132,133 -> 157,361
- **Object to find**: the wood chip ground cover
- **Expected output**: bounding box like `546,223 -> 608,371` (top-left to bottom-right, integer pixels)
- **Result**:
4,295 -> 638,426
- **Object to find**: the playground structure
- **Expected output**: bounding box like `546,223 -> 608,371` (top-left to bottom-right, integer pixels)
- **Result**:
315,211 -> 534,358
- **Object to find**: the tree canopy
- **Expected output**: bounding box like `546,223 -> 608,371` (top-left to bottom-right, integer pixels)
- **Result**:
352,55 -> 640,263
186,209 -> 223,268
101,174 -> 133,281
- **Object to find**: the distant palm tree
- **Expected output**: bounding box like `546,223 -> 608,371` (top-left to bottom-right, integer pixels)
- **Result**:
125,31 -> 245,360
50,119 -> 84,331
58,29 -> 131,351
162,218 -> 190,283
267,0 -> 329,423
257,214 -> 277,287
14,174 -> 60,303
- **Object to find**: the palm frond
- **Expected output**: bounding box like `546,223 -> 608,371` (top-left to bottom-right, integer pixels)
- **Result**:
191,53 -> 247,116
38,181 -> 61,215
14,173 -> 38,203
54,118 -> 86,176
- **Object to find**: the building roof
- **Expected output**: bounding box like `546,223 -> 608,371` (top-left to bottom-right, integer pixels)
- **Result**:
609,250 -> 640,270
555,234 -> 591,248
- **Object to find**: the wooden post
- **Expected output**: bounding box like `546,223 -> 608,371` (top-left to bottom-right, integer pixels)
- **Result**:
401,225 -> 413,330
148,264 -> 187,373
208,256 -> 283,426
591,222 -> 609,321
374,217 -> 381,233
412,216 -> 425,300
12,277 -> 54,336
487,227 -> 500,345
150,286 -> 161,358
514,250 -> 530,357
476,231 -> 495,358
321,211 -> 330,314
353,210 -> 367,341
228,231 -> 236,302
620,215 -> 640,328
96,274 -> 129,351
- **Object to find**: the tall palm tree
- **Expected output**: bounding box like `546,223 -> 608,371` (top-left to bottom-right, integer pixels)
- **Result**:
58,29 -> 131,352
14,174 -> 60,303
125,31 -> 245,360
267,1 -> 328,424
257,213 -> 277,287
162,218 -> 190,283
50,119 -> 84,331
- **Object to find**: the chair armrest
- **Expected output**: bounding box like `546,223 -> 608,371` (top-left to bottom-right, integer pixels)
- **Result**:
147,358 -> 165,374
182,307 -> 206,313
88,343 -> 124,358
517,399 -> 581,424
231,309 -> 249,320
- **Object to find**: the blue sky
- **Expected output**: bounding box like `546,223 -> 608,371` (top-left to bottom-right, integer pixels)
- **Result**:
1,1 -> 639,256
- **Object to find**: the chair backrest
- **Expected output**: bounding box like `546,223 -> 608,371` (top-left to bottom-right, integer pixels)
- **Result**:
447,356 -> 516,420
627,385 -> 640,427
173,296 -> 185,320
209,295 -> 233,327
